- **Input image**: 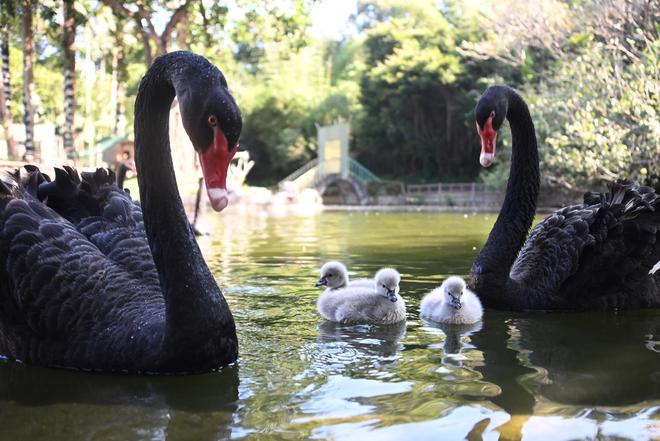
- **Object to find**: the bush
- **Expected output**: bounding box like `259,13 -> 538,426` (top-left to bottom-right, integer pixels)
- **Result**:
366,180 -> 405,196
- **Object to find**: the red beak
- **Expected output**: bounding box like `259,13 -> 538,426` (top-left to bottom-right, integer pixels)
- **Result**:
476,115 -> 497,168
199,126 -> 237,212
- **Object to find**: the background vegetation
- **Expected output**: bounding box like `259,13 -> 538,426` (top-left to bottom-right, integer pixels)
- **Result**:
0,0 -> 658,191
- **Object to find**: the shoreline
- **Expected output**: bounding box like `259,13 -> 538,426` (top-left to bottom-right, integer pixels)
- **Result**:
321,204 -> 559,214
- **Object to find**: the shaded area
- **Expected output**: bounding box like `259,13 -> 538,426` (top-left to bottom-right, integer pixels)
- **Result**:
0,361 -> 239,411
0,361 -> 239,441
512,311 -> 660,406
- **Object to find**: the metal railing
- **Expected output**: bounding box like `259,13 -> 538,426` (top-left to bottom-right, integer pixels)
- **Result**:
277,159 -> 501,207
348,159 -> 380,183
279,158 -> 319,184
278,158 -> 320,190
279,157 -> 380,190
404,182 -> 502,207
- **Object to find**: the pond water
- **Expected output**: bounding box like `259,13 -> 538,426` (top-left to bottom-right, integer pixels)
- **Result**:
0,209 -> 658,440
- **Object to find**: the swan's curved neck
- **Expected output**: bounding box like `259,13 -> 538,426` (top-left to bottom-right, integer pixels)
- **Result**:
471,90 -> 539,303
134,53 -> 236,358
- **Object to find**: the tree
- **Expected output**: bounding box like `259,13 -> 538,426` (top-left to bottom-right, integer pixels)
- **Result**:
0,1 -> 18,159
353,0 -> 472,180
101,0 -> 193,66
239,43 -> 328,183
62,0 -> 76,161
109,13 -> 128,135
531,38 -> 659,190
21,0 -> 37,160
230,0 -> 313,71
458,0 -> 575,73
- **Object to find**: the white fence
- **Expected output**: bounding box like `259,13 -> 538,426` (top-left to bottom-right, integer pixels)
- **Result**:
366,182 -> 502,208
405,182 -> 502,207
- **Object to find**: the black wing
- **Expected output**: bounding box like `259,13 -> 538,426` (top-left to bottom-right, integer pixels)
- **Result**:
510,181 -> 660,309
28,166 -> 159,284
0,169 -> 164,367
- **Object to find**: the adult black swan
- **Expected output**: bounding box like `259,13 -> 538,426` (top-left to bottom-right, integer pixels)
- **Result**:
0,51 -> 241,373
470,85 -> 660,311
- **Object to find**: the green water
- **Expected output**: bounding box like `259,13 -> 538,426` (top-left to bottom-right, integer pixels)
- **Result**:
0,210 -> 658,440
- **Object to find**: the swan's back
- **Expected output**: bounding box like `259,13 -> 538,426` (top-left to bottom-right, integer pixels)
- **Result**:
419,287 -> 444,319
317,286 -> 406,324
511,181 -> 660,309
0,167 -> 165,370
26,166 -> 158,284
348,278 -> 374,288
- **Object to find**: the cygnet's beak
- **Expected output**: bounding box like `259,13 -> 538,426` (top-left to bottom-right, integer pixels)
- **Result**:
450,293 -> 462,310
387,288 -> 398,303
315,277 -> 328,287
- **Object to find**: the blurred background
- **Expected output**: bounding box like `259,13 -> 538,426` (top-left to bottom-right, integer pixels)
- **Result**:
0,0 -> 657,197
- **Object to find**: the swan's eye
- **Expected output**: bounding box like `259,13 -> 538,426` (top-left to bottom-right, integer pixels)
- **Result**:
208,115 -> 218,127
489,110 -> 495,119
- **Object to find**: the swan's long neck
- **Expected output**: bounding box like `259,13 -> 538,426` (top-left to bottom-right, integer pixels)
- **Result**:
471,90 -> 539,307
134,53 -> 236,362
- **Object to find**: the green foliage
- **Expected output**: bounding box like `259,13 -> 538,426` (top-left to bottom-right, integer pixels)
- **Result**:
6,43 -> 63,124
236,36 -> 364,184
240,96 -> 314,184
4,0 -> 658,194
354,0 -> 480,181
531,40 -> 660,189
230,0 -> 314,71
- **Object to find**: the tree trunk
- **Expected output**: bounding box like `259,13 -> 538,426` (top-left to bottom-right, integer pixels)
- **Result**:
139,30 -> 153,66
198,1 -> 212,48
0,22 -> 18,159
110,44 -> 118,136
21,0 -> 36,161
176,8 -> 188,49
111,14 -> 126,135
62,0 -> 76,161
82,21 -> 94,167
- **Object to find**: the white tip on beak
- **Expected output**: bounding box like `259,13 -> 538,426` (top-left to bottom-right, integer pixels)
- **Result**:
480,152 -> 494,168
208,188 -> 229,212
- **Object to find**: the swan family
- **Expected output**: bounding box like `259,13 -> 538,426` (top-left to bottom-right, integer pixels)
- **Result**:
0,50 -> 657,373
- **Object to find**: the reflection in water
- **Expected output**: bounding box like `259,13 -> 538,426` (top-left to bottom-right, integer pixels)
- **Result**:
470,313 -> 538,416
472,310 -> 660,440
423,319 -> 482,353
317,321 -> 406,357
0,210 -> 658,440
511,311 -> 660,407
298,375 -> 414,420
0,361 -> 239,441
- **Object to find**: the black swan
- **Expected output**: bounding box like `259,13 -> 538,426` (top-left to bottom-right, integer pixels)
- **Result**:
0,51 -> 241,373
470,85 -> 660,310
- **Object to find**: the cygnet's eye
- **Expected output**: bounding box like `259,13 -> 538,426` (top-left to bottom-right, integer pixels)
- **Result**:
327,274 -> 333,278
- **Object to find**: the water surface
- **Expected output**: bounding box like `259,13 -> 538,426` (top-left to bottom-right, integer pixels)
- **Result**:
0,209 -> 658,440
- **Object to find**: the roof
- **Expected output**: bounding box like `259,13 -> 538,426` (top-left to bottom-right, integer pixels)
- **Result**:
76,135 -> 130,158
